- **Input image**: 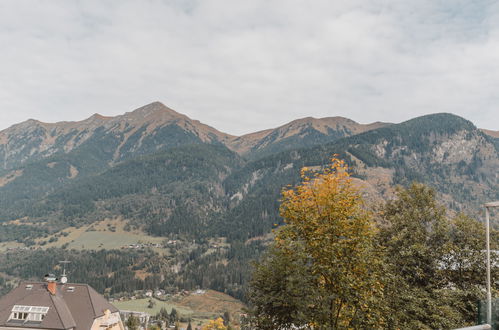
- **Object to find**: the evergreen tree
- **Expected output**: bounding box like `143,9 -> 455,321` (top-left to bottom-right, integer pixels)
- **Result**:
169,308 -> 178,323
126,315 -> 140,330
222,311 -> 230,326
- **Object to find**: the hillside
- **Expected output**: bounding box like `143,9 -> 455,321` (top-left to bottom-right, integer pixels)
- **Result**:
0,105 -> 497,305
0,102 -> 232,172
227,116 -> 389,159
216,113 -> 499,240
112,290 -> 245,328
0,143 -> 243,241
482,129 -> 499,138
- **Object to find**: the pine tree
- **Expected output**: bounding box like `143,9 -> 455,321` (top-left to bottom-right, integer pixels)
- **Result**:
125,315 -> 140,330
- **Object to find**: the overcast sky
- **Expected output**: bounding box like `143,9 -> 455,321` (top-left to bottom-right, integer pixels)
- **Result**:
0,0 -> 498,135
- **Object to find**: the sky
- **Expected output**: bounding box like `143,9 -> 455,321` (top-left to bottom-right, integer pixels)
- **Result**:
0,0 -> 498,135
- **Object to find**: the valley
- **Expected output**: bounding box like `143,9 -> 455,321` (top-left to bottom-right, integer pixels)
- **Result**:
0,102 -> 497,327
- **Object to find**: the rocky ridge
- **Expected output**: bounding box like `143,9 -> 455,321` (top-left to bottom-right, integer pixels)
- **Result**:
482,129 -> 499,138
0,102 -> 388,170
226,116 -> 389,158
0,102 -> 232,170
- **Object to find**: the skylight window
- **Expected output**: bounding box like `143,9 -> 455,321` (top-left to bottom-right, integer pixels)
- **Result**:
11,312 -> 28,320
10,305 -> 49,322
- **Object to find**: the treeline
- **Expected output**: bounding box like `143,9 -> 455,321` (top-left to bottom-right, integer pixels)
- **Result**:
0,249 -> 147,294
0,239 -> 265,302
172,241 -> 266,301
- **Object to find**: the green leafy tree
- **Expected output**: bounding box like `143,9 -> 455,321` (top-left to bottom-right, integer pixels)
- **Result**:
248,244 -> 318,329
377,183 -> 494,328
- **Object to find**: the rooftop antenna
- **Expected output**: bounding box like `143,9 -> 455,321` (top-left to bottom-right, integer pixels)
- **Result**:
59,260 -> 71,284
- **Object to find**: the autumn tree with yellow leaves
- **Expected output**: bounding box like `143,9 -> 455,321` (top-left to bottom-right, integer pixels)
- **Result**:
202,317 -> 227,330
249,158 -> 387,329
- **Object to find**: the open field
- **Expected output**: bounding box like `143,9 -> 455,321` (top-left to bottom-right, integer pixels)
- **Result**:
0,241 -> 25,253
177,290 -> 245,316
113,298 -> 193,316
113,297 -> 213,327
65,231 -> 164,250
33,218 -> 166,251
113,290 -> 245,327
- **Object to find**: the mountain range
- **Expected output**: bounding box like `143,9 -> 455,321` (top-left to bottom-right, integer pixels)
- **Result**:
0,101 -> 497,300
0,101 -> 392,170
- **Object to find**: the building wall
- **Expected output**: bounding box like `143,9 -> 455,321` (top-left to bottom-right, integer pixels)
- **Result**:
90,311 -> 124,330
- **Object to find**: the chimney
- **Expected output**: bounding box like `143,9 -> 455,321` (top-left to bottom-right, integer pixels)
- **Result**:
47,281 -> 57,295
44,273 -> 58,295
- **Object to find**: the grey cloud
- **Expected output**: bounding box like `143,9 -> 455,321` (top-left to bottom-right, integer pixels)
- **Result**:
0,0 -> 498,135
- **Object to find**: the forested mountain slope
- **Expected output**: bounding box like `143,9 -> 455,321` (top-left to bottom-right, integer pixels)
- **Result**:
216,113 -> 498,240
0,144 -> 243,241
0,105 -> 496,303
0,111 -> 497,242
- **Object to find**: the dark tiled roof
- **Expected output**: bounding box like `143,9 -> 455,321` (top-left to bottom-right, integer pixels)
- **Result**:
0,282 -> 119,330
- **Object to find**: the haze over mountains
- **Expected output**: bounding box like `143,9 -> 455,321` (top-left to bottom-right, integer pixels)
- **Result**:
0,101 -> 497,299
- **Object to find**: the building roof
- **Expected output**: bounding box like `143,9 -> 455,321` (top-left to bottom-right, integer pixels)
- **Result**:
485,201 -> 499,208
0,281 -> 119,330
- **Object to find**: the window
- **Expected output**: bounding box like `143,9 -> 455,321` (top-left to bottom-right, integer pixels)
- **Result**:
10,305 -> 49,322
31,313 -> 45,321
12,312 -> 28,320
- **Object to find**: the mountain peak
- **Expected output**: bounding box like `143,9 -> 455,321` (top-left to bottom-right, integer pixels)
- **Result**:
90,113 -> 111,120
129,101 -> 182,117
6,118 -> 44,132
396,113 -> 476,136
226,116 -> 390,157
80,113 -> 113,124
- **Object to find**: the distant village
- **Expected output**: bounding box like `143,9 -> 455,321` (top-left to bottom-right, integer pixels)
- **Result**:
2,239 -> 226,253
109,288 -> 207,302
